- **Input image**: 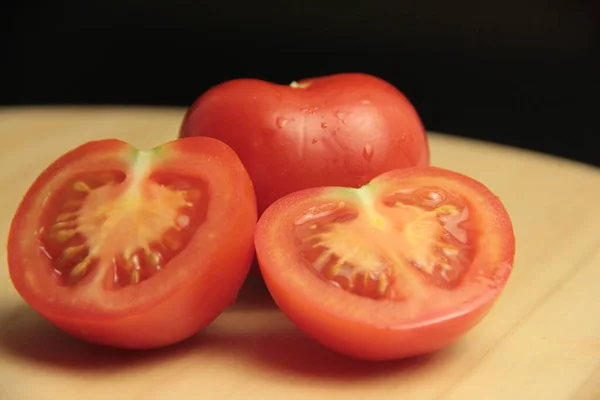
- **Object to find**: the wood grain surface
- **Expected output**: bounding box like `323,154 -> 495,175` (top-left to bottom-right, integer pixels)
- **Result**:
0,107 -> 598,400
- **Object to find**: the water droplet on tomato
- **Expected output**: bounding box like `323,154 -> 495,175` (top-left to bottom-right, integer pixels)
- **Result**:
334,110 -> 347,124
301,106 -> 319,115
321,122 -> 328,129
363,144 -> 373,161
276,117 -> 288,128
312,138 -> 318,144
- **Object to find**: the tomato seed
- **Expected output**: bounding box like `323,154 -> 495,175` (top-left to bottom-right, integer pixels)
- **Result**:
55,211 -> 78,222
73,181 -> 92,193
48,228 -> 77,243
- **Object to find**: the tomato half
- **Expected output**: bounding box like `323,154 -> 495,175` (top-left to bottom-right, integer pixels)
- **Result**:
179,72 -> 430,215
7,137 -> 257,349
255,167 -> 515,360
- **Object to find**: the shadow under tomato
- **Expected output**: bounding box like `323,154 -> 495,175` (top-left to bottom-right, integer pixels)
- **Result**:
223,274 -> 452,379
0,275 -> 274,372
0,304 -> 202,371
0,276 -> 453,380
242,328 -> 440,380
228,273 -> 277,310
204,308 -> 452,381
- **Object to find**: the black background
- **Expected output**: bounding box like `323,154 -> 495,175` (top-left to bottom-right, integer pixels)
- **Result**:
2,1 -> 598,166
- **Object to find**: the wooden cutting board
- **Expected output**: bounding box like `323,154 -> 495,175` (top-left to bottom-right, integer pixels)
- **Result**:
0,107 -> 598,400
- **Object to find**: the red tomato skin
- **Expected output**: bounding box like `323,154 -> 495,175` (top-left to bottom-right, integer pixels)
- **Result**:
255,167 -> 515,361
7,137 -> 258,349
179,72 -> 430,215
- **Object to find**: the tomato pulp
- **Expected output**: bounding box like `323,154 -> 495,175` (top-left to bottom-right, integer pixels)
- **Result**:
255,167 -> 515,360
179,72 -> 430,215
7,137 -> 257,349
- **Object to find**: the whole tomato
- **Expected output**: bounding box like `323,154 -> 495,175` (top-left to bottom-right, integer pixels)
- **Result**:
179,73 -> 430,214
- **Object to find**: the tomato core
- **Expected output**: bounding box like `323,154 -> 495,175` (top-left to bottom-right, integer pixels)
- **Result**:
292,185 -> 476,302
40,166 -> 209,288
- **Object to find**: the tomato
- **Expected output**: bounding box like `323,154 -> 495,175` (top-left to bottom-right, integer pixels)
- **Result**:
179,72 -> 430,215
7,137 -> 257,349
254,166 -> 515,360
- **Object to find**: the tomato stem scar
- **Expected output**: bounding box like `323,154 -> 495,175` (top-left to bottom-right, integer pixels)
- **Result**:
290,80 -> 312,89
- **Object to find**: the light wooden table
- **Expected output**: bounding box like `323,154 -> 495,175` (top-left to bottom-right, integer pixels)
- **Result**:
0,107 -> 598,400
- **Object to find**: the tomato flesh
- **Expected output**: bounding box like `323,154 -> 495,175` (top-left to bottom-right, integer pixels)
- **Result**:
255,167 -> 515,360
8,137 -> 257,349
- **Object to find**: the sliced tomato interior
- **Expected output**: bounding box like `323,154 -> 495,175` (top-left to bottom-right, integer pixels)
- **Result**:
39,168 -> 210,289
8,138 -> 259,319
295,187 -> 475,300
292,184 -> 478,303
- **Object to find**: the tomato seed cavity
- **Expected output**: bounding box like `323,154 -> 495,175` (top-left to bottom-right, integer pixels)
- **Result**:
41,171 -> 125,285
293,187 -> 477,298
294,202 -> 398,300
40,171 -> 208,287
382,187 -> 474,287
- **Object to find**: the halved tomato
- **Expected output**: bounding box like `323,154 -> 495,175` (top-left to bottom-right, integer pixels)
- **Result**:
7,137 -> 257,349
255,167 -> 515,360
